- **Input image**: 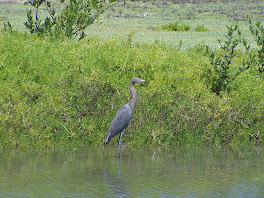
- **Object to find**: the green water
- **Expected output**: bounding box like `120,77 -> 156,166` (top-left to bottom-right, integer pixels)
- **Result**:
0,145 -> 264,197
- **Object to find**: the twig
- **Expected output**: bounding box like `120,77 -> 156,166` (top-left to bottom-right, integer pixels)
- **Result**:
72,0 -> 124,35
90,0 -> 124,25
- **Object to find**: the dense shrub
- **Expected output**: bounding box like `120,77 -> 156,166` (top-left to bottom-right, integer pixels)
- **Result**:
0,32 -> 263,149
154,21 -> 190,31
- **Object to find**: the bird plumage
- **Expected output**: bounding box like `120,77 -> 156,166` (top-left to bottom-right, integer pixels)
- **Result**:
104,77 -> 149,158
105,103 -> 132,144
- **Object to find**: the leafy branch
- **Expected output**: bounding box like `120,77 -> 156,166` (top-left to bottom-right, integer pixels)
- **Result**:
203,24 -> 249,95
24,0 -> 125,40
247,15 -> 264,74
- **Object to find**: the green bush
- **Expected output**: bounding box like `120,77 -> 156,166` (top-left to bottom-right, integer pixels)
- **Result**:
199,25 -> 249,95
195,24 -> 209,32
0,32 -> 263,149
154,21 -> 190,31
154,22 -> 208,32
247,16 -> 264,74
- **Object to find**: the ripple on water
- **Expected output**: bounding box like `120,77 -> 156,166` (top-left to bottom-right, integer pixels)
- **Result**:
0,146 -> 264,197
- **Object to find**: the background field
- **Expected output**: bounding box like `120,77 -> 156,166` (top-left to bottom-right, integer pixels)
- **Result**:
1,0 -> 264,49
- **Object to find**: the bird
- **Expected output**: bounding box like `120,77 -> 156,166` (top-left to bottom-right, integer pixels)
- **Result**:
105,77 -> 149,158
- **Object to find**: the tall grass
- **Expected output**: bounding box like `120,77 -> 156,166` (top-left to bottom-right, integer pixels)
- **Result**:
0,32 -> 263,149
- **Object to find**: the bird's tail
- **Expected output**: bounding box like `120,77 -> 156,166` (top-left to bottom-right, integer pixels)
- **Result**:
104,133 -> 111,144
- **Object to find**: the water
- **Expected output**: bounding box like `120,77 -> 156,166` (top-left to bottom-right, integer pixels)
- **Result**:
0,145 -> 264,197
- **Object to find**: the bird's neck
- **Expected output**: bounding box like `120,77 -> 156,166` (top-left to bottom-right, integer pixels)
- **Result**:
129,81 -> 137,112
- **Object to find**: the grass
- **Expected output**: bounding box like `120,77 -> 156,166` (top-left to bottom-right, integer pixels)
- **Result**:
1,0 -> 264,49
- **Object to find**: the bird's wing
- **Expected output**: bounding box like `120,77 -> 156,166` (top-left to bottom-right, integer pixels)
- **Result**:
105,103 -> 133,144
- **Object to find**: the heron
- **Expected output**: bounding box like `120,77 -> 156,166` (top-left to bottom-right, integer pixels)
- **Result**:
105,77 -> 149,158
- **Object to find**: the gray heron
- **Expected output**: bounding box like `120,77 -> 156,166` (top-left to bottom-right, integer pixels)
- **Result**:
105,77 -> 149,158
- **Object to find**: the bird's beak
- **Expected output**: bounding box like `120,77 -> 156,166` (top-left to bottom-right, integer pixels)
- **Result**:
141,79 -> 149,83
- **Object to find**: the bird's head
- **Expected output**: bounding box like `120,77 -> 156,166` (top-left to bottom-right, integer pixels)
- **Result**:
131,77 -> 149,84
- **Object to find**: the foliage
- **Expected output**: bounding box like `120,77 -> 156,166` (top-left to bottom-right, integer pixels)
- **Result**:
24,0 -> 124,39
154,21 -> 190,32
199,18 -> 264,96
154,22 -> 208,33
2,21 -> 15,33
195,25 -> 208,32
247,16 -> 264,74
201,24 -> 249,95
0,32 -> 263,149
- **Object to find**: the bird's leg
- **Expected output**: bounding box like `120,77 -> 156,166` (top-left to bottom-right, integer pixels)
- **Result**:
118,156 -> 121,177
118,131 -> 124,159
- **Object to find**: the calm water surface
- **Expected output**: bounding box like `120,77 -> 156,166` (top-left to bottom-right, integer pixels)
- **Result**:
0,145 -> 264,197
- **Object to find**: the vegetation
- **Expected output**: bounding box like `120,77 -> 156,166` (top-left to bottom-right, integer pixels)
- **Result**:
24,0 -> 125,39
1,20 -> 264,149
154,21 -> 190,32
0,0 -> 264,149
248,16 -> 264,74
202,24 -> 248,95
1,0 -> 264,48
154,21 -> 208,32
195,25 -> 209,32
